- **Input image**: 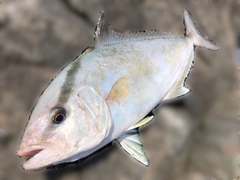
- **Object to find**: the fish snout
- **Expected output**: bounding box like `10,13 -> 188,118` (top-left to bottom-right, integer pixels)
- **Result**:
18,134 -> 42,154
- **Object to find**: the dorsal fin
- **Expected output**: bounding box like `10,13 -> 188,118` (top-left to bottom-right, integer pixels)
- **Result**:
94,11 -> 183,47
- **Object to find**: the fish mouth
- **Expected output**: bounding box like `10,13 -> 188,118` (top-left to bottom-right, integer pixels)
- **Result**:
18,146 -> 44,161
19,149 -> 43,158
18,146 -> 44,157
18,145 -> 64,171
18,146 -> 48,170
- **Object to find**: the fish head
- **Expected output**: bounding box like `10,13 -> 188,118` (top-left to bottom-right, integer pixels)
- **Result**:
18,83 -> 111,171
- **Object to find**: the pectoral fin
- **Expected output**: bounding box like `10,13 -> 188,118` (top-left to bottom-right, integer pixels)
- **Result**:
117,129 -> 149,166
107,76 -> 129,105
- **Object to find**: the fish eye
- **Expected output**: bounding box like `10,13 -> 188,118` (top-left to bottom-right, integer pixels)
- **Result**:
51,107 -> 67,124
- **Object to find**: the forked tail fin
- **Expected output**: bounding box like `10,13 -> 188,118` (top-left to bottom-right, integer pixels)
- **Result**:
183,9 -> 220,50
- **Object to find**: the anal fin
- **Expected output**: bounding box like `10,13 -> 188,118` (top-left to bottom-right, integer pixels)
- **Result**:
117,129 -> 149,166
163,50 -> 194,101
128,116 -> 154,130
163,86 -> 190,101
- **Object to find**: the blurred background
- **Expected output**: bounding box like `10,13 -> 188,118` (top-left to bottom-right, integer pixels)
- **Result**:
0,0 -> 239,179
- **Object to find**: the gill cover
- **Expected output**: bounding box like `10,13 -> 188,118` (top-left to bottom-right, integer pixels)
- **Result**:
77,85 -> 112,149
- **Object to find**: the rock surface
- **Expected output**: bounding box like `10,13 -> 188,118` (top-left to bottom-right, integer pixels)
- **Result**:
0,0 -> 239,179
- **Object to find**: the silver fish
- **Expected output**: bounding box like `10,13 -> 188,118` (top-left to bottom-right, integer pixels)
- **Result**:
17,9 -> 219,171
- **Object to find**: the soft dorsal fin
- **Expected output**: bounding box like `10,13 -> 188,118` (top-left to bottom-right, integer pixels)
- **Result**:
94,11 -> 183,47
106,76 -> 130,105
117,129 -> 149,166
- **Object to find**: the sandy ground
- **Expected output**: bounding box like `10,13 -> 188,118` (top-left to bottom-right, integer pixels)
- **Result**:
0,0 -> 239,180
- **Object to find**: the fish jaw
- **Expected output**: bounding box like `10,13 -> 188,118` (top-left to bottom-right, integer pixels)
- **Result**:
18,130 -> 69,171
18,140 -> 69,171
18,147 -> 60,171
17,145 -> 44,157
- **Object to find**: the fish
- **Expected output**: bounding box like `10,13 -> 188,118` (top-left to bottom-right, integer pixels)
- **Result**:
17,9 -> 219,171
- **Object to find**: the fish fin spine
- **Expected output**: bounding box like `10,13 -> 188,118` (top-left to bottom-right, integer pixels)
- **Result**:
183,9 -> 220,51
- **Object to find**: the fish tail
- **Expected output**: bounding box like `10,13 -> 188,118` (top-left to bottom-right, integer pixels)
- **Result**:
183,9 -> 220,50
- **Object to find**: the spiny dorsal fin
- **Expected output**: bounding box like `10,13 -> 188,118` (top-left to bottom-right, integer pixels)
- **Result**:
128,116 -> 154,130
94,11 -> 183,47
106,76 -> 130,105
117,129 -> 149,166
